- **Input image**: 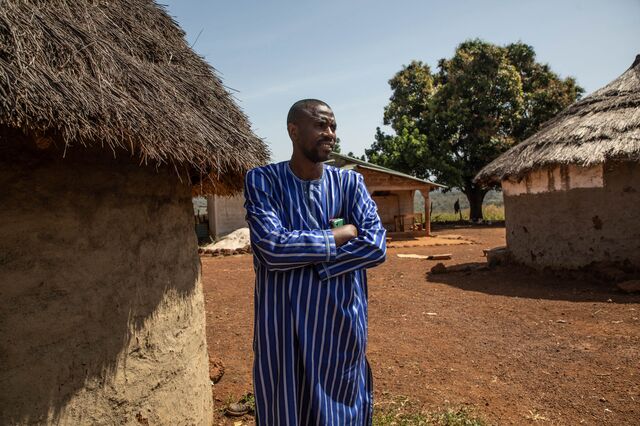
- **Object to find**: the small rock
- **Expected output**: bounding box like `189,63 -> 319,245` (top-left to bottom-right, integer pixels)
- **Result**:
427,254 -> 452,260
486,246 -> 510,267
209,357 -> 225,384
225,402 -> 249,417
447,264 -> 487,273
430,263 -> 447,274
617,280 -> 640,294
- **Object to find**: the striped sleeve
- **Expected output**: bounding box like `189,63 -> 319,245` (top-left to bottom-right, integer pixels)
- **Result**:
244,168 -> 337,271
315,173 -> 386,280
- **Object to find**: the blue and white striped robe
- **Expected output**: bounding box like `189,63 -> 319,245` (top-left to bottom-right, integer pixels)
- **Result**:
244,161 -> 387,425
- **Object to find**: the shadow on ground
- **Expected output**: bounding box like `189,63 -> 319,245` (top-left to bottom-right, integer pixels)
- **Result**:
427,264 -> 640,303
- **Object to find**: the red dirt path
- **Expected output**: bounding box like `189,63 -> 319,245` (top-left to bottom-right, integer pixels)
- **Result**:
202,226 -> 639,425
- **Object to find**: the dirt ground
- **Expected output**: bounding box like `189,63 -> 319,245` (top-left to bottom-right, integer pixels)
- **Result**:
202,226 -> 639,425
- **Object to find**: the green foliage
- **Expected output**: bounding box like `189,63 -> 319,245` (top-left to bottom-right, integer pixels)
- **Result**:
346,151 -> 367,161
367,39 -> 583,219
333,137 -> 342,153
239,392 -> 255,413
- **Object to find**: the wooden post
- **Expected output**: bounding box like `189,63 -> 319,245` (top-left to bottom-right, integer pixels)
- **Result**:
420,188 -> 431,236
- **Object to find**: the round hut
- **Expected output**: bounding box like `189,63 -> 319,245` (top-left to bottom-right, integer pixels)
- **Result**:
476,55 -> 640,270
0,1 -> 268,425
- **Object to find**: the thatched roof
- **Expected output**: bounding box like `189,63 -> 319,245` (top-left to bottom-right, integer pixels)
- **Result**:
476,55 -> 640,185
0,0 -> 269,195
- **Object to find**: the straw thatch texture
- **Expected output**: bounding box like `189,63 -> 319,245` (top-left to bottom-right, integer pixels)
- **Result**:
0,0 -> 269,195
476,55 -> 640,184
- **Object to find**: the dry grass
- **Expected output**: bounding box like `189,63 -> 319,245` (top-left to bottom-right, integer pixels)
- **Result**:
431,205 -> 504,222
373,395 -> 486,426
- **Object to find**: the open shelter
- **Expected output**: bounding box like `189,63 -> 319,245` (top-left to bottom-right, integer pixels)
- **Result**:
327,153 -> 444,235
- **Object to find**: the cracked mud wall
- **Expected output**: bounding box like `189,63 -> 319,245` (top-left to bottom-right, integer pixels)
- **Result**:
0,135 -> 213,425
503,161 -> 640,269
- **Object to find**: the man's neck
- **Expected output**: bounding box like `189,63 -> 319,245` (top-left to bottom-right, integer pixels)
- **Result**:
289,153 -> 324,181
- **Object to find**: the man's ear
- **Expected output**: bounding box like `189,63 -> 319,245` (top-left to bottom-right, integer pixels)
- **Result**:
287,122 -> 297,141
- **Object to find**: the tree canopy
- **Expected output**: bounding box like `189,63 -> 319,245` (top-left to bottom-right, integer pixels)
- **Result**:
366,39 -> 583,220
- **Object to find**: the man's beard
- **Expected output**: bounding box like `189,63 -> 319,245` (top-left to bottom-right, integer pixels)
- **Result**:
301,142 -> 331,163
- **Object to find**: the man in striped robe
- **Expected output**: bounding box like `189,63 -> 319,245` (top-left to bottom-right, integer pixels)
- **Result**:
244,99 -> 387,425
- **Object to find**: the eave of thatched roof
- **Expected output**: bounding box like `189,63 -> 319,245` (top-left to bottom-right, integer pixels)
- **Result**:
475,55 -> 640,185
0,0 -> 269,195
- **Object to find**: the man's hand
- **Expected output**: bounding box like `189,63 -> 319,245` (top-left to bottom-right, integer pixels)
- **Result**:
331,224 -> 358,247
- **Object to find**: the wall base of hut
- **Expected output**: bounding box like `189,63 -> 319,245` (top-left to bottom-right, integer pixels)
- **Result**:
503,161 -> 640,269
0,139 -> 213,425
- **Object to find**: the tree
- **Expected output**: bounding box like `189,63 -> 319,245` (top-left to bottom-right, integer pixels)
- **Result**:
346,151 -> 366,161
333,137 -> 342,153
366,40 -> 583,220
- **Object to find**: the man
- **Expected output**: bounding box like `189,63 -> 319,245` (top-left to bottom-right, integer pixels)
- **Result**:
244,99 -> 387,425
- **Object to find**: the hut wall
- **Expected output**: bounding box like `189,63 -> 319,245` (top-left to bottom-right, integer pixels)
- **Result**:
503,161 -> 640,269
207,194 -> 247,238
396,190 -> 415,231
372,193 -> 400,231
503,164 -> 604,195
0,141 -> 212,425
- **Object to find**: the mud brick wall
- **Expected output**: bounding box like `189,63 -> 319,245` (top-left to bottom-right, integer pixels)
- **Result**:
0,137 -> 212,425
504,161 -> 640,269
371,194 -> 399,230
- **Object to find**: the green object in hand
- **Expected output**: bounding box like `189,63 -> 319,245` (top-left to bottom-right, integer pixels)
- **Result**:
329,218 -> 344,228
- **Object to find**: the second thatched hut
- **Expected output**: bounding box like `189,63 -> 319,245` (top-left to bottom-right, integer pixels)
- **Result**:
0,1 -> 268,424
476,55 -> 640,270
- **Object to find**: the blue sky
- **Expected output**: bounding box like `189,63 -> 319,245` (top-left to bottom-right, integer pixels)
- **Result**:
163,0 -> 639,162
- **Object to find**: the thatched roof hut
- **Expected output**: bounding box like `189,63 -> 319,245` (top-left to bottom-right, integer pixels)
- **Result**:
0,1 -> 268,424
0,0 -> 269,195
476,55 -> 640,185
475,55 -> 640,270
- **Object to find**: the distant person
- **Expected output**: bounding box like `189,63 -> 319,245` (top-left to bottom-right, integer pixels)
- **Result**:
454,198 -> 462,221
244,99 -> 387,425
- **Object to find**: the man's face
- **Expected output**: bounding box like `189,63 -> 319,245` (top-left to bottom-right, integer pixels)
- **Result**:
290,104 -> 337,163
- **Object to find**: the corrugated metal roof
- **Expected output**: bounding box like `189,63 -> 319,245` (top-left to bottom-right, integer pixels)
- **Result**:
327,152 -> 446,188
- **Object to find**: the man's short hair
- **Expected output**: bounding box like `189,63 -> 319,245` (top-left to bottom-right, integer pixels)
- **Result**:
287,99 -> 331,125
